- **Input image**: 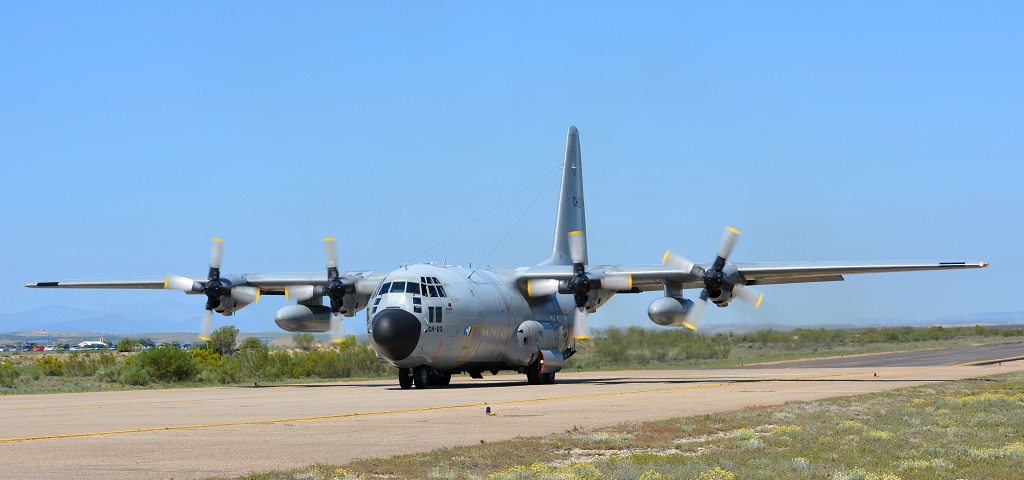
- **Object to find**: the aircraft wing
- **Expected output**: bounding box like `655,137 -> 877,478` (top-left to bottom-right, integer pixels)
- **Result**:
517,261 -> 989,293
25,271 -> 390,295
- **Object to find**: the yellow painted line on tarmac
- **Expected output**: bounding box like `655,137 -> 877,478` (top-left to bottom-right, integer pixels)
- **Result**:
0,368 -> 924,444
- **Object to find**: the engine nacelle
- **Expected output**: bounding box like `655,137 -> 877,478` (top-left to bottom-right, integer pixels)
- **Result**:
212,295 -> 254,316
647,296 -> 697,327
509,320 -> 564,367
274,304 -> 332,332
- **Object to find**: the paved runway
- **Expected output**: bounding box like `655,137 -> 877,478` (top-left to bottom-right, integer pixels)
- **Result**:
1,343 -> 1022,479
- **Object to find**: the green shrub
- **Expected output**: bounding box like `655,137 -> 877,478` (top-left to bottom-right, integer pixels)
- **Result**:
35,356 -> 64,376
0,363 -> 19,388
63,352 -> 117,377
118,364 -> 151,386
134,346 -> 198,382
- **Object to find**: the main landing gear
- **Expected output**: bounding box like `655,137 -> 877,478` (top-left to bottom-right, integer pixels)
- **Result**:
525,360 -> 555,385
398,366 -> 451,389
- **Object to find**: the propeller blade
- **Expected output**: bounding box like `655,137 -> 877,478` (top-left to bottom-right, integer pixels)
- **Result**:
164,275 -> 198,292
662,251 -> 698,275
716,227 -> 740,260
329,313 -> 343,343
733,284 -> 764,309
683,295 -> 708,331
284,285 -> 317,302
198,310 -> 214,341
233,286 -> 261,304
567,230 -> 587,266
209,237 -> 225,270
526,279 -> 560,297
600,274 -> 633,291
574,307 -> 590,339
323,237 -> 338,270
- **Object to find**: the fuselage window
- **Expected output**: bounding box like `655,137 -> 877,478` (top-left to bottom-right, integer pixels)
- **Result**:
427,285 -> 439,297
427,306 -> 444,323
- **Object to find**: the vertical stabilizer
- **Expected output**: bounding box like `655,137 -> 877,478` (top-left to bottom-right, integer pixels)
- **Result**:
544,125 -> 586,266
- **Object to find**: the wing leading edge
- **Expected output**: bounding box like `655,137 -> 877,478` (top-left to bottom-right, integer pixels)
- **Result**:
517,260 -> 989,293
25,271 -> 389,295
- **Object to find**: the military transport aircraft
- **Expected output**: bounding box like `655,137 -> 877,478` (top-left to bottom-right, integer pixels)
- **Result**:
26,126 -> 987,389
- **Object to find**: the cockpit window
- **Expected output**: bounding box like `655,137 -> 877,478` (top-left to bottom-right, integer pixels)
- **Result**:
377,282 -> 391,296
427,285 -> 438,297
407,282 -> 420,295
391,281 -> 406,293
436,285 -> 447,297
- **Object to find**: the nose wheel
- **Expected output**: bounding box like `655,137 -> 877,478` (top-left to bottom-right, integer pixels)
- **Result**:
398,368 -> 413,389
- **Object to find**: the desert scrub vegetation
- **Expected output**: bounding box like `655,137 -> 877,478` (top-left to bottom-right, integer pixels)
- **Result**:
0,328 -> 390,394
565,324 -> 1024,371
241,371 -> 1024,479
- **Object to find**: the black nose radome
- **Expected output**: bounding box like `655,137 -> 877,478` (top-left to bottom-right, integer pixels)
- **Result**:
371,308 -> 421,361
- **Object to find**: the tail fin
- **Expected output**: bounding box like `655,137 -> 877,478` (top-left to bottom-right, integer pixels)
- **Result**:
544,125 -> 586,266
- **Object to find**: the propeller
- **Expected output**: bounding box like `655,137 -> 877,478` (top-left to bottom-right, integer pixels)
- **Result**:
164,238 -> 260,341
284,238 -> 350,343
662,226 -> 763,330
523,230 -> 632,339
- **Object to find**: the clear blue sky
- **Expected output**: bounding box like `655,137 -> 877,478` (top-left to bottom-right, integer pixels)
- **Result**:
1,2 -> 1020,332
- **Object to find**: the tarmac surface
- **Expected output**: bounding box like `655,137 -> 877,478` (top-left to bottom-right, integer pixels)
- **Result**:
1,343 -> 1022,479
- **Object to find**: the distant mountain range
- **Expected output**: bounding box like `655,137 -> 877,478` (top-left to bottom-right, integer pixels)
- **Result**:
0,301 -> 263,335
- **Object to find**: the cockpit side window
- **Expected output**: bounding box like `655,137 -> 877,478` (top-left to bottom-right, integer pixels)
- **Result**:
407,282 -> 420,295
377,282 -> 391,296
436,285 -> 447,297
427,285 -> 438,297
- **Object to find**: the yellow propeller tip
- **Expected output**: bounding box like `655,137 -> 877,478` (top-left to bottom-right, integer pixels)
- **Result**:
212,237 -> 224,242
197,336 -> 212,342
726,227 -> 740,235
330,338 -> 344,343
568,230 -> 583,236
163,276 -> 169,289
255,290 -> 262,304
662,250 -> 671,265
574,335 -> 589,340
754,294 -> 764,309
284,287 -> 290,301
682,322 -> 698,331
323,237 -> 336,242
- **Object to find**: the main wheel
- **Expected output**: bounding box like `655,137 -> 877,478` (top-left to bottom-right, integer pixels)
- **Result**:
398,368 -> 413,389
525,361 -> 541,385
413,366 -> 430,389
542,372 -> 555,384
